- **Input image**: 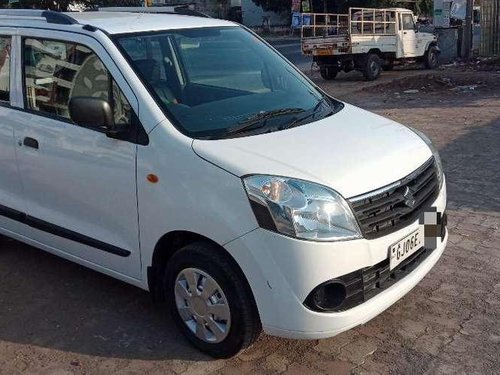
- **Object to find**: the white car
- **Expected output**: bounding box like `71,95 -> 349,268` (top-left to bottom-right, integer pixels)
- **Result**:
0,9 -> 447,358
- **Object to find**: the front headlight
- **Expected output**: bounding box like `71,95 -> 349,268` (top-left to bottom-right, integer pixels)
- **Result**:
409,128 -> 444,188
243,176 -> 361,241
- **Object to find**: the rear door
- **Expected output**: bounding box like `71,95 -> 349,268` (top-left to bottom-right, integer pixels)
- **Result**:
399,12 -> 418,57
11,30 -> 143,279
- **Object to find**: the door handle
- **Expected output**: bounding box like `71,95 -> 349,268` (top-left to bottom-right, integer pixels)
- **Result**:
23,137 -> 39,149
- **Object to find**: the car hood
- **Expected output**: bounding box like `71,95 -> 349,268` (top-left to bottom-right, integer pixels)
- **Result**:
192,103 -> 432,198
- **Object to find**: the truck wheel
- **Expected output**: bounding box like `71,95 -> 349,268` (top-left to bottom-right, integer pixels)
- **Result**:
165,242 -> 261,358
320,66 -> 338,80
424,46 -> 439,69
362,53 -> 382,81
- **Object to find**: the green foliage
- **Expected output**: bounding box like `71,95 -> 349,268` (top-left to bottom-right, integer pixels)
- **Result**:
0,0 -> 142,11
416,0 -> 434,16
250,0 -> 290,13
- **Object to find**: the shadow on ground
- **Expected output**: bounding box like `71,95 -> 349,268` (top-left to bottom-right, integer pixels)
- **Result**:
439,117 -> 500,212
0,237 -> 208,361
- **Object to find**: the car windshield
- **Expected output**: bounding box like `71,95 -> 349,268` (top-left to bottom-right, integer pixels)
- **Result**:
116,26 -> 342,139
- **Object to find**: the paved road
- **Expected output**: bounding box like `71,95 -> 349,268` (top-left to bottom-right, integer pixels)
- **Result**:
267,38 -> 312,72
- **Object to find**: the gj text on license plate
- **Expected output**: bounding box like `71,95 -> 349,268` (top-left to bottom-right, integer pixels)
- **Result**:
389,228 -> 423,270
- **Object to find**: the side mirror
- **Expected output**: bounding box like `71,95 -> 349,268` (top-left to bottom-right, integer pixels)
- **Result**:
69,97 -> 115,132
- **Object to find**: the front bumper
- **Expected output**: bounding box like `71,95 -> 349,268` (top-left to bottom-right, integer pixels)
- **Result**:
224,181 -> 447,339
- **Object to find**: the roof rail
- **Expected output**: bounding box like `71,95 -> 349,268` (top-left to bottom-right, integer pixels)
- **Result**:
0,9 -> 78,25
98,5 -> 211,18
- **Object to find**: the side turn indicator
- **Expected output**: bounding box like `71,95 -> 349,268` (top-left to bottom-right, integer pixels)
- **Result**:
147,174 -> 159,184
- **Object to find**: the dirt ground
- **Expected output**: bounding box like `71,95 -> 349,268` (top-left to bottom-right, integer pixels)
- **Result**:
0,65 -> 499,375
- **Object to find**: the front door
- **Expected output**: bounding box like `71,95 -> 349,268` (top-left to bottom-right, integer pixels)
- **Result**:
399,13 -> 418,57
0,34 -> 30,237
12,31 -> 142,279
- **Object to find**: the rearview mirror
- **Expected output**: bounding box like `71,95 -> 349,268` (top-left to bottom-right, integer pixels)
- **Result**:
69,97 -> 114,131
180,39 -> 200,49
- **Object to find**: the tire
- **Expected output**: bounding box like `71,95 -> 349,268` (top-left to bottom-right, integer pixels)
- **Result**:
165,242 -> 261,358
320,66 -> 338,80
361,53 -> 382,81
424,46 -> 439,69
382,60 -> 394,71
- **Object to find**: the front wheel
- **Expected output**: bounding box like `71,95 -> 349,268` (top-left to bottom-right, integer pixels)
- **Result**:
320,66 -> 338,80
424,46 -> 439,69
165,242 -> 261,358
361,53 -> 382,81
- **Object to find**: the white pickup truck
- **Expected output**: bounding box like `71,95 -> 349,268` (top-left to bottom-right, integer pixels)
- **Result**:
301,7 -> 440,80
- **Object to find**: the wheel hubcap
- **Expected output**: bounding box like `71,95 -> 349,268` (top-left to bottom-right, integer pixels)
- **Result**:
370,61 -> 379,74
174,268 -> 231,343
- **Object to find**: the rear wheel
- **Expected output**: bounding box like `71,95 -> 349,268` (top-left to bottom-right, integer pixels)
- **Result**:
165,242 -> 261,358
320,66 -> 338,80
424,46 -> 439,69
362,53 -> 382,81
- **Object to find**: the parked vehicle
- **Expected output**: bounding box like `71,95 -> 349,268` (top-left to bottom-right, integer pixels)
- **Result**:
301,8 -> 440,80
0,9 -> 447,358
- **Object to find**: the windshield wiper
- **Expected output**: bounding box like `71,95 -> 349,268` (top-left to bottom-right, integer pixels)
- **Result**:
222,108 -> 306,137
281,97 -> 333,130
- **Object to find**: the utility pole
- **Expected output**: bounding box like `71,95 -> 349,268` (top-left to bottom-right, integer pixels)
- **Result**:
463,0 -> 473,59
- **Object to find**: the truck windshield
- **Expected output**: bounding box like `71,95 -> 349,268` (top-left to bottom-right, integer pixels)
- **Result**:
116,26 -> 342,139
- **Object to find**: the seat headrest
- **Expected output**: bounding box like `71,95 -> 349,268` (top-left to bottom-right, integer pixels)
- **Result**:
134,59 -> 160,82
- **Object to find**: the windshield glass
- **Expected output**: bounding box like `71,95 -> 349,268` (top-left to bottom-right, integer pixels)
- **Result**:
116,26 -> 342,139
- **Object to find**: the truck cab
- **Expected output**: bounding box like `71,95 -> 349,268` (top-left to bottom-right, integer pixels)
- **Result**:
396,9 -> 435,58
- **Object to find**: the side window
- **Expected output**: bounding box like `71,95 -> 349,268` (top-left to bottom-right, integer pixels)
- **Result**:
402,14 -> 415,31
0,36 -> 11,103
24,38 -> 131,127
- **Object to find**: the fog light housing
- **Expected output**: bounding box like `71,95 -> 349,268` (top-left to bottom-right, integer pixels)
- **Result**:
304,280 -> 347,312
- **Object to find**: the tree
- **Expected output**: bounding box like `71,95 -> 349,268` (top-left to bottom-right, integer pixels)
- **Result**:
250,0 -> 290,13
416,0 -> 433,16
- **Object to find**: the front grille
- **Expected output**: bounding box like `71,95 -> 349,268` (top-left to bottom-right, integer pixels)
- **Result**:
333,246 -> 434,312
349,158 -> 440,239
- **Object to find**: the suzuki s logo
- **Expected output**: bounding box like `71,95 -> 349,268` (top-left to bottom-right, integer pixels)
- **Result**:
403,186 -> 416,208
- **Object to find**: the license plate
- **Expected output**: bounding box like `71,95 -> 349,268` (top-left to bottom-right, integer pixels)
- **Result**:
313,48 -> 333,56
389,228 -> 423,270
